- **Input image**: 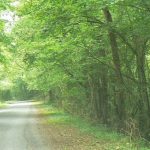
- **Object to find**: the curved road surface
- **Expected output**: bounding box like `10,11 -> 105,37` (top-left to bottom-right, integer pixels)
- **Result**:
0,101 -> 54,150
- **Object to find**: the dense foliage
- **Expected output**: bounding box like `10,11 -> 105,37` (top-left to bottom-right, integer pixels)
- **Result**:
3,0 -> 150,139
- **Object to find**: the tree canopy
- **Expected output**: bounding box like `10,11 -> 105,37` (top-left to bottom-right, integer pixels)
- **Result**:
1,0 -> 150,140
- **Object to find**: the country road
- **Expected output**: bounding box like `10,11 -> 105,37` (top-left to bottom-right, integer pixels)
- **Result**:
0,101 -> 55,150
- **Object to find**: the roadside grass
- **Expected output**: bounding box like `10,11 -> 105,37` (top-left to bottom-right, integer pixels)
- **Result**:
39,102 -> 150,150
0,101 -> 7,108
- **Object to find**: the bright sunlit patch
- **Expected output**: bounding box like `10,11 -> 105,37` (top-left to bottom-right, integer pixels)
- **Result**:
9,101 -> 33,107
0,79 -> 13,90
0,101 -> 33,113
0,10 -> 19,33
1,11 -> 14,22
10,1 -> 20,7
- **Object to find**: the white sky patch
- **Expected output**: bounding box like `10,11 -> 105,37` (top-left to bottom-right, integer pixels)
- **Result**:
1,11 -> 15,22
11,1 -> 20,7
0,0 -> 20,33
1,11 -> 19,33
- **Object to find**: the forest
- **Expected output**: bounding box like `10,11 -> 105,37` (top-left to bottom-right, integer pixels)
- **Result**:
0,0 -> 150,145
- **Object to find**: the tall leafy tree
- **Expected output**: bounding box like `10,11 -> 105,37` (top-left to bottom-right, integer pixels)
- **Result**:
8,0 -> 150,139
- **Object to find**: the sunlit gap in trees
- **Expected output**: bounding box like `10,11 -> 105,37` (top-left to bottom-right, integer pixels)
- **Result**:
0,1 -> 19,33
0,79 -> 13,90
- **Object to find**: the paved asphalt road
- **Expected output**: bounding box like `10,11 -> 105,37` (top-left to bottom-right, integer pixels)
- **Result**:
0,101 -> 53,150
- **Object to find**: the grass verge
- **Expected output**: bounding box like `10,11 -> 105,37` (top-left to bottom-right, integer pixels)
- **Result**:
38,102 -> 150,150
0,101 -> 7,108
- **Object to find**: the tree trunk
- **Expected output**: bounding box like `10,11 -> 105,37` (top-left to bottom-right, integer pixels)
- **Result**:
98,49 -> 109,124
103,7 -> 126,129
134,37 -> 150,137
